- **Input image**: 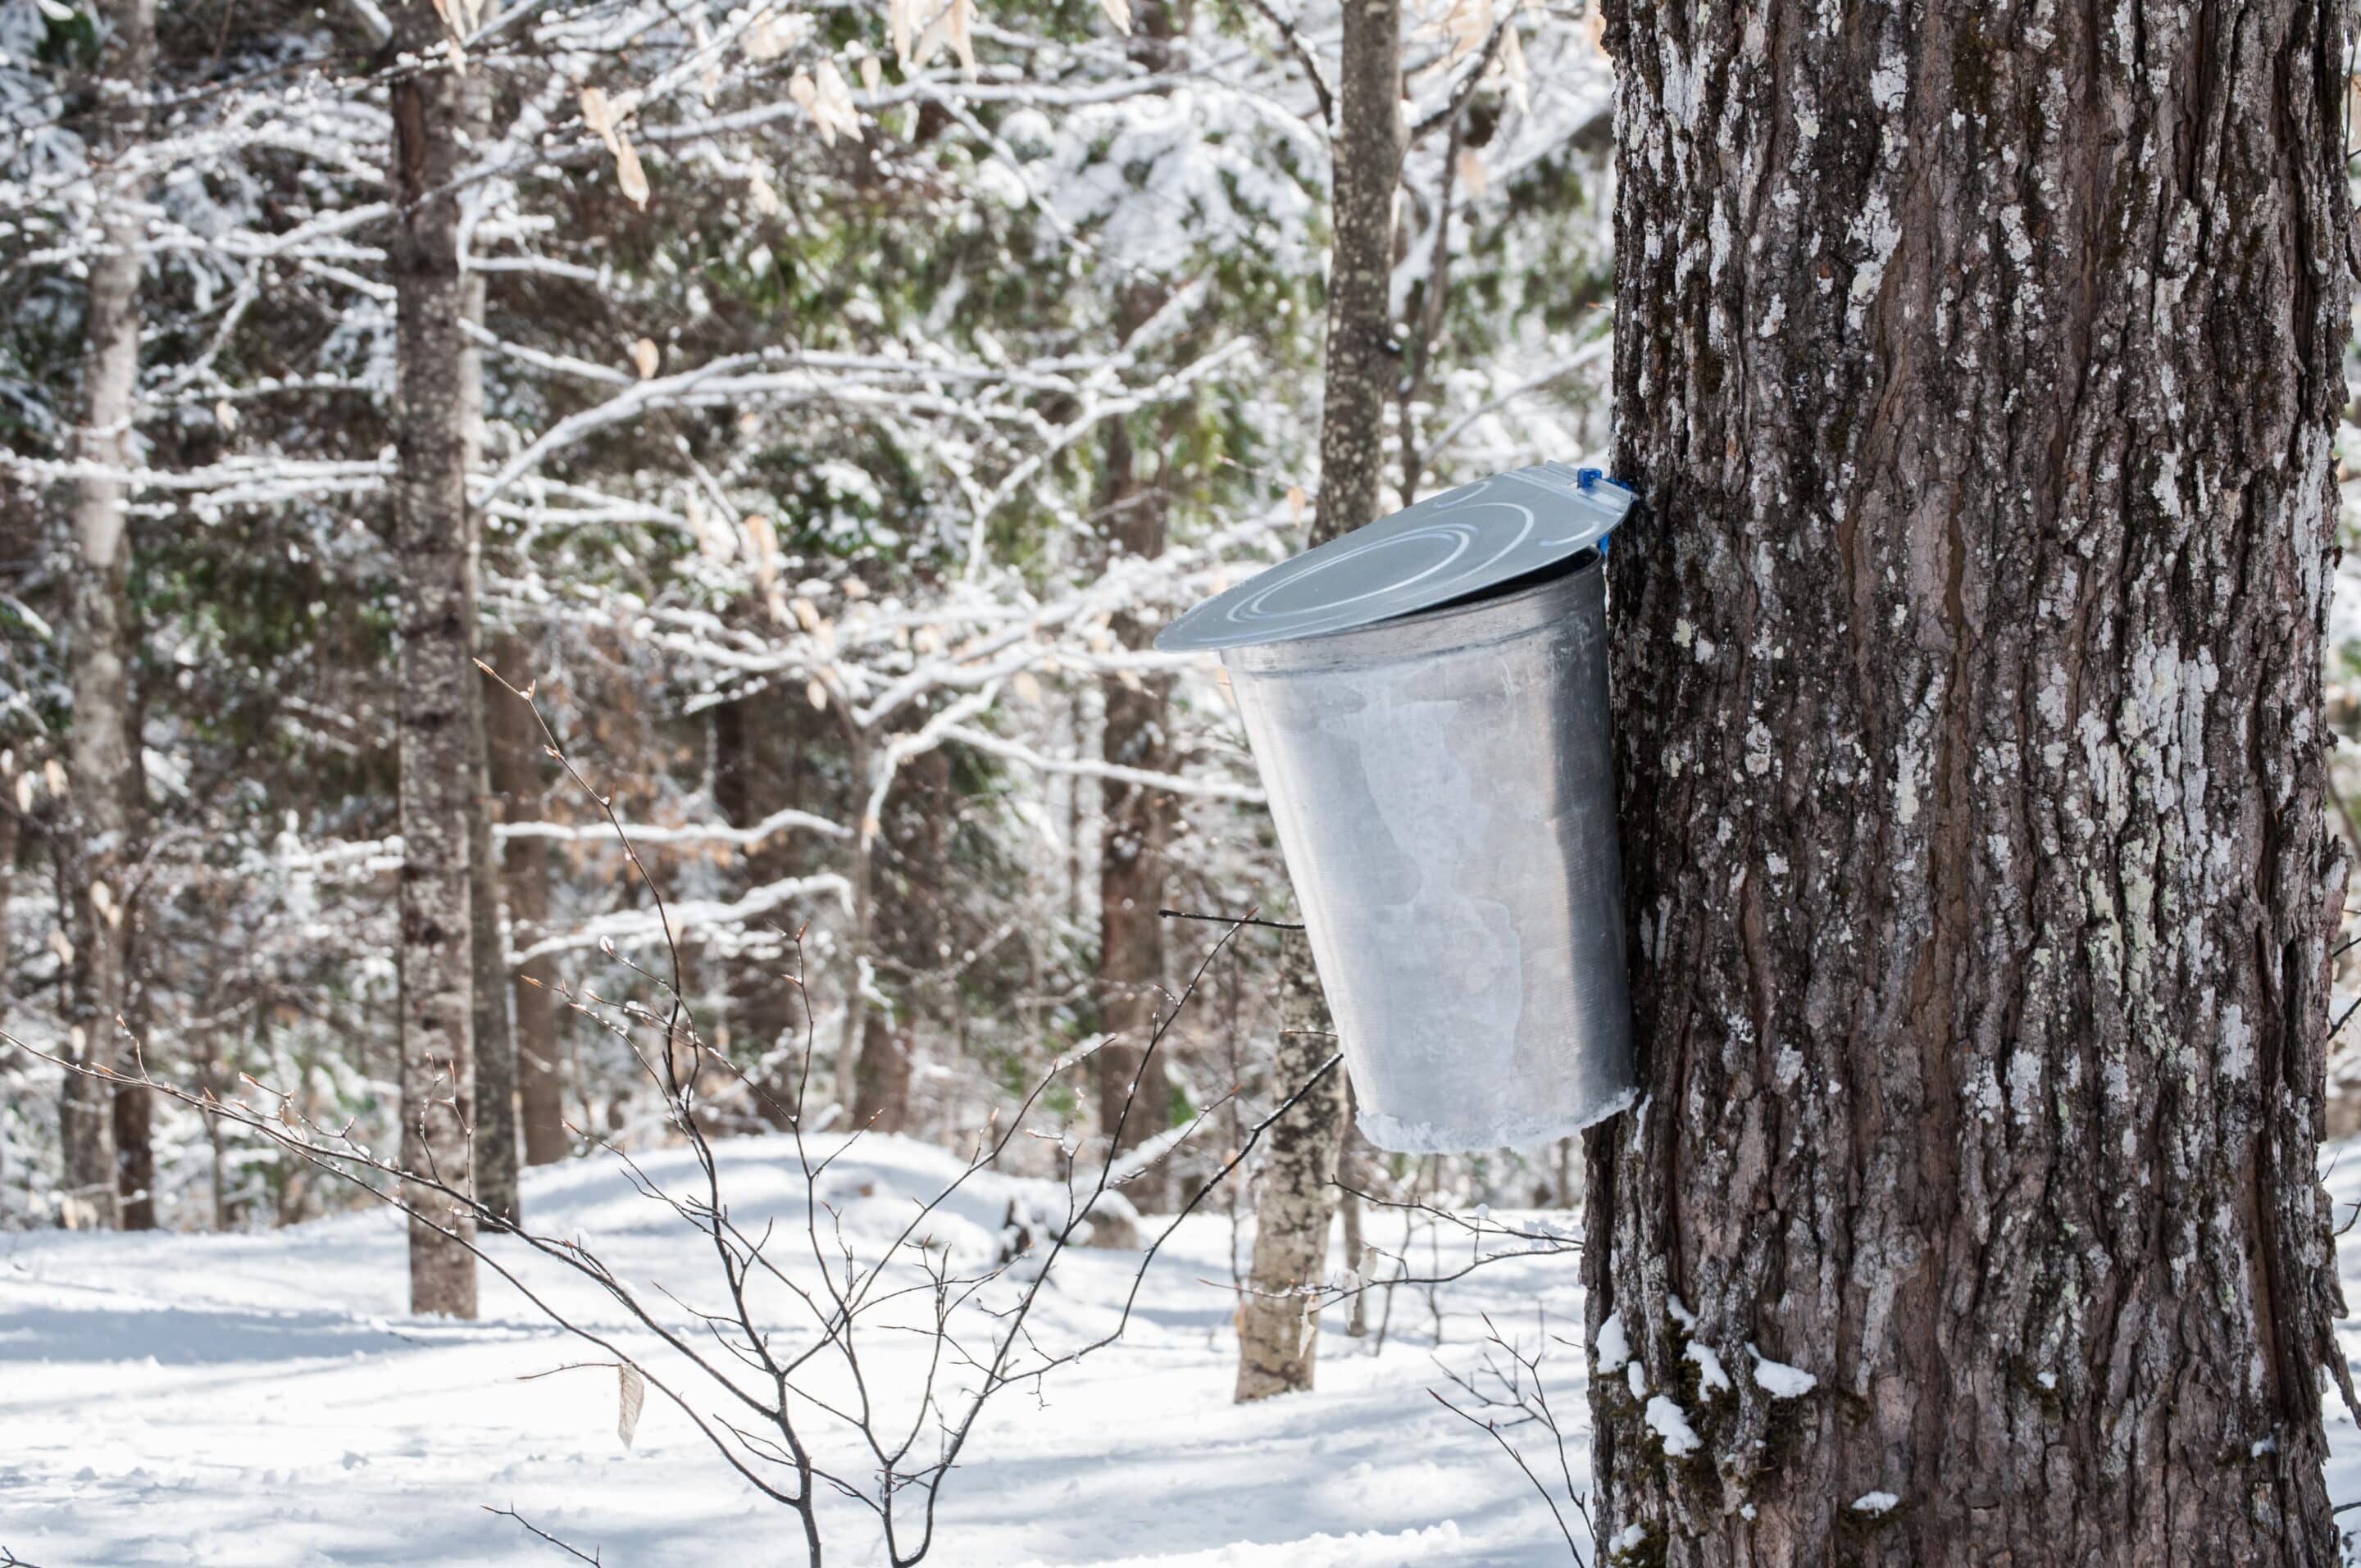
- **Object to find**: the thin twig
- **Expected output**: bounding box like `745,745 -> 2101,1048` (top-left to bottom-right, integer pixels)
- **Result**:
485,1506 -> 603,1565
1159,907 -> 1305,932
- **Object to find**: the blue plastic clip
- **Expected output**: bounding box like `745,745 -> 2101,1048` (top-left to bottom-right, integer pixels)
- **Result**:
1576,466 -> 1603,490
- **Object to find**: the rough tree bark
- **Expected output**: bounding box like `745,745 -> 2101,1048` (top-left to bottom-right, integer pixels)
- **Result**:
1585,1 -> 2354,1560
1094,402 -> 1176,1212
389,7 -> 479,1318
1234,0 -> 1402,1401
57,0 -> 157,1233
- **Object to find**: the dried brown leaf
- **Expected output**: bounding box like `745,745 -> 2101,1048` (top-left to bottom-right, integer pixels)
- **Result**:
614,133 -> 651,208
617,1363 -> 645,1448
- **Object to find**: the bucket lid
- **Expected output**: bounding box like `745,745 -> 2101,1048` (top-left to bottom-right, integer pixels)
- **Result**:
1156,461 -> 1636,654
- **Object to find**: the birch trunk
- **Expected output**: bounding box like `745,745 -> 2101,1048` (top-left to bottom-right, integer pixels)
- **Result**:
1235,0 -> 1403,1399
57,0 -> 157,1233
390,11 -> 478,1318
1586,0 -> 2354,1558
1235,954 -> 1346,1398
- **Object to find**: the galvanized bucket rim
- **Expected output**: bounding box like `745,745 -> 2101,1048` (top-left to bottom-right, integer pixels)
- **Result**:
1220,547 -> 1604,675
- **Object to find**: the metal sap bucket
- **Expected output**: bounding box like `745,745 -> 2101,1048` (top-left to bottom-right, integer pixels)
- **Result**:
1158,463 -> 1636,1153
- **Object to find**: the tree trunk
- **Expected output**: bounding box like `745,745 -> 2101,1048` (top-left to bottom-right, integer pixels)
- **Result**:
458,85 -> 520,1225
1234,0 -> 1402,1403
1585,2 -> 2353,1560
57,0 -> 157,1234
111,915 -> 152,1228
1234,957 -> 1347,1398
489,634 -> 566,1166
836,724 -> 877,1118
712,691 -> 812,1130
1308,0 -> 1401,546
1094,402 -> 1176,1211
0,809 -> 15,1026
508,825 -> 566,1166
389,11 -> 478,1319
849,1007 -> 912,1134
832,725 -> 921,1137
470,672 -> 521,1216
1337,1079 -> 1372,1338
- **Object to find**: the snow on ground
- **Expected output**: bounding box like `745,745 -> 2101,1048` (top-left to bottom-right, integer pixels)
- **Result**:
0,1134 -> 1589,1566
18,1133 -> 2361,1565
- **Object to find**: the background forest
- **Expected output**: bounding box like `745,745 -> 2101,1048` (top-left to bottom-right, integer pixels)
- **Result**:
0,0 -> 1613,1229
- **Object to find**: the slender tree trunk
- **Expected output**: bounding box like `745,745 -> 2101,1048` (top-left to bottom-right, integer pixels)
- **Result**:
2,808 -> 19,1216
1586,2 -> 2353,1560
849,1008 -> 912,1134
1234,0 -> 1401,1403
507,825 -> 565,1165
489,634 -> 566,1166
389,9 -> 478,1318
57,0 -> 157,1234
853,743 -> 951,1135
1235,958 -> 1347,1398
0,809 -> 16,1025
457,80 -> 520,1225
1308,0 -> 1401,542
838,859 -> 878,1118
1336,1080 -> 1376,1338
712,692 -> 812,1130
469,689 -> 521,1216
111,913 -> 152,1227
835,722 -> 924,1136
1395,107 -> 1463,510
1094,398 -> 1176,1211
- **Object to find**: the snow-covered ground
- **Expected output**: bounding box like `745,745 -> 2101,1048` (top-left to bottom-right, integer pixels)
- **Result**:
0,1134 -> 1589,1566
12,1133 -> 2361,1566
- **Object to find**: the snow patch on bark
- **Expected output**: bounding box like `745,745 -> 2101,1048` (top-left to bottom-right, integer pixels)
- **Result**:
1644,1393 -> 1701,1456
1685,1338 -> 1731,1395
1749,1345 -> 1817,1398
1594,1311 -> 1630,1374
